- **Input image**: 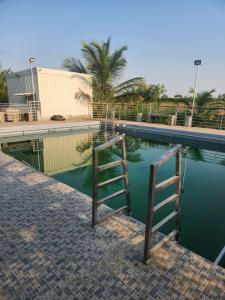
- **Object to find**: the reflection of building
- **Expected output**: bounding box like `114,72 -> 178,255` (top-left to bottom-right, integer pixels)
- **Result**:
42,132 -> 93,175
6,67 -> 92,120
1,131 -> 95,176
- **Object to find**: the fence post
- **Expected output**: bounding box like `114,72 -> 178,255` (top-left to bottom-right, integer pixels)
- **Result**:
106,103 -> 109,119
219,108 -> 224,130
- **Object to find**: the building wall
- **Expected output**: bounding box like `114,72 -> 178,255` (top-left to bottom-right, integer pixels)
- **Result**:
42,131 -> 93,175
6,69 -> 38,104
6,67 -> 92,120
37,68 -> 92,119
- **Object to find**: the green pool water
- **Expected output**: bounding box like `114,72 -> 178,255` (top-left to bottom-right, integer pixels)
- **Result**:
2,129 -> 225,263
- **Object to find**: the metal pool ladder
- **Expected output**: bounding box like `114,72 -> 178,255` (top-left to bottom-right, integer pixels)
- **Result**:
92,134 -> 131,226
143,144 -> 182,264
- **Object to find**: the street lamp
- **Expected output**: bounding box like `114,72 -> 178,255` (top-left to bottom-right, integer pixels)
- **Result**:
29,57 -> 36,102
190,60 -> 201,121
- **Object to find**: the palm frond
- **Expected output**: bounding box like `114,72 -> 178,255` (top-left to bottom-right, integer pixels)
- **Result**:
63,58 -> 87,73
102,36 -> 111,53
81,42 -> 98,67
109,46 -> 128,78
197,89 -> 216,107
75,88 -> 92,102
172,97 -> 192,108
115,77 -> 145,95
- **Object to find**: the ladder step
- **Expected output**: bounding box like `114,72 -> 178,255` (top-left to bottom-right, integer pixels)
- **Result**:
153,193 -> 179,212
155,176 -> 179,192
150,229 -> 177,254
95,205 -> 128,224
152,211 -> 177,233
97,160 -> 123,172
97,189 -> 126,206
97,175 -> 125,189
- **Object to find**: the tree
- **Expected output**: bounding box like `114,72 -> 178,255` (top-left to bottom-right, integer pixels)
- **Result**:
189,88 -> 216,108
0,64 -> 10,103
174,94 -> 183,98
218,93 -> 225,99
115,83 -> 166,106
143,84 -> 166,106
173,88 -> 218,111
63,37 -> 144,102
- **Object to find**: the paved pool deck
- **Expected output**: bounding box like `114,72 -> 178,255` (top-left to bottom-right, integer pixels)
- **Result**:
0,150 -> 225,300
0,120 -> 100,138
116,120 -> 225,137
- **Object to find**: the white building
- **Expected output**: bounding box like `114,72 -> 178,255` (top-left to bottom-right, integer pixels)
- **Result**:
6,67 -> 93,120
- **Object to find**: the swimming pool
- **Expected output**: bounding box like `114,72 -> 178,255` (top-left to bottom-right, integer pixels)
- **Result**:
1,128 -> 225,263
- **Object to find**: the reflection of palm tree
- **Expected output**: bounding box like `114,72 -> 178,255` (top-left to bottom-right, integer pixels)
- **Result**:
181,146 -> 205,193
75,132 -> 143,189
187,148 -> 204,161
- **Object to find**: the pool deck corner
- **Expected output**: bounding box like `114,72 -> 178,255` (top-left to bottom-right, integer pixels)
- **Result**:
0,150 -> 224,300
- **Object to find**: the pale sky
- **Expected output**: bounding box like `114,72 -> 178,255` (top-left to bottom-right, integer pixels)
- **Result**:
0,0 -> 225,96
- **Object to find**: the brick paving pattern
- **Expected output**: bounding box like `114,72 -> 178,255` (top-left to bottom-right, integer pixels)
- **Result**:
0,151 -> 224,299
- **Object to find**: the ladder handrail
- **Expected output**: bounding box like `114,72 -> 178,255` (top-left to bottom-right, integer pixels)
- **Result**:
214,245 -> 225,266
94,134 -> 123,152
152,144 -> 182,167
143,144 -> 182,264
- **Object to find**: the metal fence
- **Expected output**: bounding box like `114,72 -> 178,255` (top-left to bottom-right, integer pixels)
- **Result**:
1,101 -> 225,130
0,102 -> 41,121
0,103 -> 29,113
92,102 -> 225,130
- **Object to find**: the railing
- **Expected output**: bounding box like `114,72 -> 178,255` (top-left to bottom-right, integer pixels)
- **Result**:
143,144 -> 182,264
214,245 -> 225,266
2,101 -> 225,130
0,102 -> 41,121
0,103 -> 30,113
92,102 -> 225,130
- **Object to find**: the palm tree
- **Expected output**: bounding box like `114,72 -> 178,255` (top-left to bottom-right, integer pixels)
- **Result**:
63,37 -> 144,102
190,88 -> 216,109
114,83 -> 166,106
0,65 -> 10,103
173,88 -> 219,112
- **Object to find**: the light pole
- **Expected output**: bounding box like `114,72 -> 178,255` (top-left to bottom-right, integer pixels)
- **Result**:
191,60 -> 201,121
29,57 -> 36,102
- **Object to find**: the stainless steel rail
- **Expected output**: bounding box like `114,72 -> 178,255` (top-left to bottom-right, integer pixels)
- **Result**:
143,144 -> 182,264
